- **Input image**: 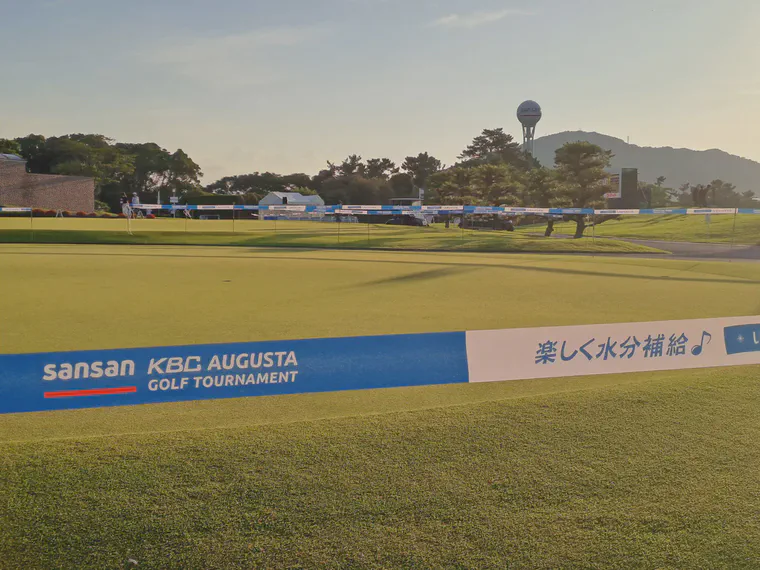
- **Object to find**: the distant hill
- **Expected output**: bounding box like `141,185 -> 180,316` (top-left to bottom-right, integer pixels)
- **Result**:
533,131 -> 760,191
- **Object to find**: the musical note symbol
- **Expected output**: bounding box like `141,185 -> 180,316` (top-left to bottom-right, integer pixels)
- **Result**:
691,331 -> 712,356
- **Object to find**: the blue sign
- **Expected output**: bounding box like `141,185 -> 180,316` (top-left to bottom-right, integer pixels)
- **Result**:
723,324 -> 760,355
0,333 -> 468,414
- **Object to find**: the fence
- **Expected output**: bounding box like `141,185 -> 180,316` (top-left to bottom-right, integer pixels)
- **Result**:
2,315 -> 759,414
1,205 -> 759,252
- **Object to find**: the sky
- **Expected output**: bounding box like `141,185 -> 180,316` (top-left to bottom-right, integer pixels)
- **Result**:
2,0 -> 759,182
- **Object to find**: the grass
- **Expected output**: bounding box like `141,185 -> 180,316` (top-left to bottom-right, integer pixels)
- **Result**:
522,213 -> 760,245
2,245 -> 760,568
0,217 -> 664,254
3,368 -> 760,568
2,245 -> 758,354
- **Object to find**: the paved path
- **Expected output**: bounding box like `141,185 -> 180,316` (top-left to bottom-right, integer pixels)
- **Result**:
542,232 -> 760,262
623,239 -> 760,262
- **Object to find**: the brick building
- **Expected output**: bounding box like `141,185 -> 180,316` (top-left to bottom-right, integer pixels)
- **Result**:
0,154 -> 95,212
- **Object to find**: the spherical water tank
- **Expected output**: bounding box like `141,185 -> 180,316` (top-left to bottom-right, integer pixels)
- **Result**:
517,100 -> 542,127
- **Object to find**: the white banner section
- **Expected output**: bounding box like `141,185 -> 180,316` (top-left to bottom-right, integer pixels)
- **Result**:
466,316 -> 760,383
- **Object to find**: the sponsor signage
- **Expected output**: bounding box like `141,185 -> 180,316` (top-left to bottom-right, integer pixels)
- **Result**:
98,204 -> 760,216
2,317 -> 759,414
467,316 -> 760,383
604,172 -> 622,199
0,334 -> 467,414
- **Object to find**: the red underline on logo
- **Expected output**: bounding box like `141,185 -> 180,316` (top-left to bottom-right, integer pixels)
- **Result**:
44,386 -> 138,399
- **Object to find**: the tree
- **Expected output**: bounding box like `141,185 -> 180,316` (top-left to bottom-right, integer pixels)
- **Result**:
15,134 -> 47,170
115,142 -> 172,197
401,152 -> 442,192
637,181 -> 673,208
338,155 -> 364,176
320,175 -> 391,205
205,172 -> 316,204
458,128 -> 523,167
291,186 -> 318,196
162,149 -> 202,199
521,167 -> 564,236
0,139 -> 21,155
554,141 -> 613,238
389,172 -> 414,197
469,164 -> 522,205
691,184 -> 710,207
428,164 -> 521,206
708,179 -> 739,207
429,167 -> 476,204
281,173 -> 313,189
33,136 -> 136,210
740,190 -> 757,208
674,183 -> 692,206
365,158 -> 397,180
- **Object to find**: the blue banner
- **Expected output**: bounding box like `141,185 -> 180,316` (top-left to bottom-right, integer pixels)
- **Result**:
3,316 -> 760,415
723,324 -> 760,355
0,333 -> 468,414
118,204 -> 760,217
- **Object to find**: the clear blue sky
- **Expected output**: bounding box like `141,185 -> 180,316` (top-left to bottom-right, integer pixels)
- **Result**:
2,0 -> 758,181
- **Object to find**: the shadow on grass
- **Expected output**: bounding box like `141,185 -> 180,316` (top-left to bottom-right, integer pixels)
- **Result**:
362,266 -> 472,286
2,227 -> 635,254
4,239 -> 758,286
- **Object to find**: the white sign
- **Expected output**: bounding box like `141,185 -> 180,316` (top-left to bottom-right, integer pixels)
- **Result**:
170,197 -> 179,204
466,316 -> 760,384
604,172 -> 622,199
596,209 -> 640,215
687,208 -> 735,215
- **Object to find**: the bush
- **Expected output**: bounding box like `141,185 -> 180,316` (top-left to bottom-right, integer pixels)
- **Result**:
94,200 -> 111,213
118,213 -> 126,218
75,211 -> 87,217
146,214 -> 156,219
32,208 -> 45,216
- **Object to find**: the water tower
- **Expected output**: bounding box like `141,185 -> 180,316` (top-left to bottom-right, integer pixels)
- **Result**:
517,100 -> 542,157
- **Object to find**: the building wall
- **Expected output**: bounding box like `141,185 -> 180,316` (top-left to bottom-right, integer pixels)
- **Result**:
0,160 -> 95,212
0,161 -> 27,191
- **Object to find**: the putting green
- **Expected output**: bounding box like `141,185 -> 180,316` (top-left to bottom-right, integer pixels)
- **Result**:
1,244 -> 758,354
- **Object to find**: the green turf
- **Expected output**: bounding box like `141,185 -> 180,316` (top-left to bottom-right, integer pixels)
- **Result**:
2,367 -> 760,568
2,245 -> 758,354
521,213 -> 760,245
0,217 -> 664,254
2,245 -> 760,568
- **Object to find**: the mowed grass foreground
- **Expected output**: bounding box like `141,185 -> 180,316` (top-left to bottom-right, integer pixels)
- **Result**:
2,245 -> 760,568
0,216 -> 662,254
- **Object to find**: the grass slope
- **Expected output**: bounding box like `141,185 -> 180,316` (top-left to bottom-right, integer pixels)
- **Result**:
2,246 -> 760,568
526,213 -> 760,245
0,217 -> 663,254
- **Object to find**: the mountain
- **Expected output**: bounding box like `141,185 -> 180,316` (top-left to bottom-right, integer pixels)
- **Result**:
533,131 -> 760,191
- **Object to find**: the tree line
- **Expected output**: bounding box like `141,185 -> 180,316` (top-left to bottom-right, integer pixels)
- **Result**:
0,135 -> 202,212
639,177 -> 757,209
2,129 -> 756,238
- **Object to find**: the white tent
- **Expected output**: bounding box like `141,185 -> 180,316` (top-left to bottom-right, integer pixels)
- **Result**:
259,192 -> 325,207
